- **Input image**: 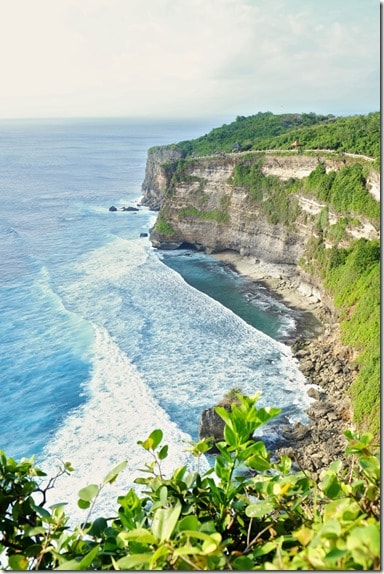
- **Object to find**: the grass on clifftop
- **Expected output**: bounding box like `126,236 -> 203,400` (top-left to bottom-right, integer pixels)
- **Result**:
173,111 -> 380,161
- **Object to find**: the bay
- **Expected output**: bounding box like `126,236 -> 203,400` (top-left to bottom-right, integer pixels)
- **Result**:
0,117 -> 311,519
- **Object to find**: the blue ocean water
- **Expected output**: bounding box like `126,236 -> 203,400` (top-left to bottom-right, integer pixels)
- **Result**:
0,118 -> 312,519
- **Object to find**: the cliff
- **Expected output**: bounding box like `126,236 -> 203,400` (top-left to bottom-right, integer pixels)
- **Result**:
141,150 -> 379,270
140,146 -> 380,453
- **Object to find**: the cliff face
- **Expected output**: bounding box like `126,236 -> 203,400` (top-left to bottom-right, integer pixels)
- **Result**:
140,148 -> 380,444
141,151 -> 379,269
141,146 -> 183,210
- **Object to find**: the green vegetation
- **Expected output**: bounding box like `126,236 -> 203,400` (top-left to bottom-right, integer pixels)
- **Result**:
171,111 -> 379,160
230,156 -> 272,201
305,162 -> 380,224
0,394 -> 380,570
230,158 -> 302,226
301,238 -> 380,437
230,157 -> 379,229
179,207 -> 229,224
154,219 -> 175,236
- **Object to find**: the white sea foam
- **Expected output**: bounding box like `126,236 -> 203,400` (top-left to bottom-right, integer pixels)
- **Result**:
41,323 -> 207,523
40,234 -> 312,522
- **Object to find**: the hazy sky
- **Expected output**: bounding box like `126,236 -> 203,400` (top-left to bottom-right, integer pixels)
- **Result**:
0,0 -> 379,120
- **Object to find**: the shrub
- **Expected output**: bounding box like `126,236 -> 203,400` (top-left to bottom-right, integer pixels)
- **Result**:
0,394 -> 380,570
155,219 -> 175,236
302,238 -> 380,437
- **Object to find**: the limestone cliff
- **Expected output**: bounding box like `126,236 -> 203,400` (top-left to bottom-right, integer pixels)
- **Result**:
141,146 -> 183,210
140,147 -> 380,446
141,150 -> 379,267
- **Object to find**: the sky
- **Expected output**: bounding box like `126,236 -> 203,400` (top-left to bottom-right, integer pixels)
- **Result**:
0,0 -> 380,120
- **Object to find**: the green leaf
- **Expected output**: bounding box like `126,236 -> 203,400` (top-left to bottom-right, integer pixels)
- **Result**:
23,526 -> 46,537
77,498 -> 90,510
177,515 -> 200,531
24,544 -> 43,558
318,519 -> 342,539
329,459 -> 343,473
151,501 -> 181,542
245,500 -> 275,518
346,523 -> 380,556
78,483 -> 98,502
247,453 -> 271,472
8,554 -> 29,570
202,533 -> 221,554
138,429 -> 163,451
277,455 -> 292,474
251,541 -> 276,557
323,498 -> 360,522
214,406 -> 233,427
181,530 -> 222,549
118,528 -> 157,545
116,553 -> 153,569
64,461 -> 74,472
158,445 -> 168,460
232,555 -> 254,569
214,455 -> 230,481
293,526 -> 314,546
174,545 -> 202,557
31,500 -> 52,520
358,455 -> 380,481
89,517 -> 108,537
223,424 -> 237,446
148,429 -> 163,450
55,544 -> 100,570
158,485 -> 168,506
78,544 -> 101,569
320,471 -> 342,498
103,460 -> 127,485
149,544 -> 170,566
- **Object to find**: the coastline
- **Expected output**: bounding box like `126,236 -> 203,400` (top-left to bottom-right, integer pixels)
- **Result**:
213,249 -> 355,476
214,250 -> 327,341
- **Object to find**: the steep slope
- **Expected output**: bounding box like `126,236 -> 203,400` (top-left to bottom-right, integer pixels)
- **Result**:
142,150 -> 378,262
141,140 -> 380,438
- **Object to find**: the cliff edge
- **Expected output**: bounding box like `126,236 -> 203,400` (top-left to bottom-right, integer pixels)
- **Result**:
140,146 -> 380,446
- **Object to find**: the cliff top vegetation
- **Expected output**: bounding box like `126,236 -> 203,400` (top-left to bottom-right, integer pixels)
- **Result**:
154,111 -> 380,162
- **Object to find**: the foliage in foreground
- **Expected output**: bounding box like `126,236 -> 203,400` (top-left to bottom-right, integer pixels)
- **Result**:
0,395 -> 380,570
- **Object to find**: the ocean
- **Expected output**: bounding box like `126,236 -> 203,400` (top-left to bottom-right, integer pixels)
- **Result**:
0,117 -> 312,520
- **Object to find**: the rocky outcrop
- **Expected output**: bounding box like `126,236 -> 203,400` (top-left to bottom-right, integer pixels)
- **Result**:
198,328 -> 356,474
276,329 -> 357,477
141,151 -> 379,261
144,153 -> 308,260
261,153 -> 343,180
199,393 -> 251,453
141,146 -> 183,210
199,408 -> 226,453
140,148 -> 379,473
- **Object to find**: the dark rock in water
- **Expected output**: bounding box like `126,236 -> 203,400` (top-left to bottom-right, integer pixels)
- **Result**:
109,205 -> 118,212
199,406 -> 227,449
122,206 -> 139,212
140,232 -> 148,238
199,392 -> 251,453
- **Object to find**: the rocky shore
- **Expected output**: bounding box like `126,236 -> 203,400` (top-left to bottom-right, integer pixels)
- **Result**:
213,250 -> 357,477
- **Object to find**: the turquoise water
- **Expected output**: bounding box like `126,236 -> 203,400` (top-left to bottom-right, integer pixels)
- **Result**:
0,118 -> 312,520
162,250 -> 297,341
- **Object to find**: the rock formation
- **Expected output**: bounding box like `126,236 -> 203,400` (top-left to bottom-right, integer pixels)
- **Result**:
141,151 -> 378,259
140,147 -> 380,472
